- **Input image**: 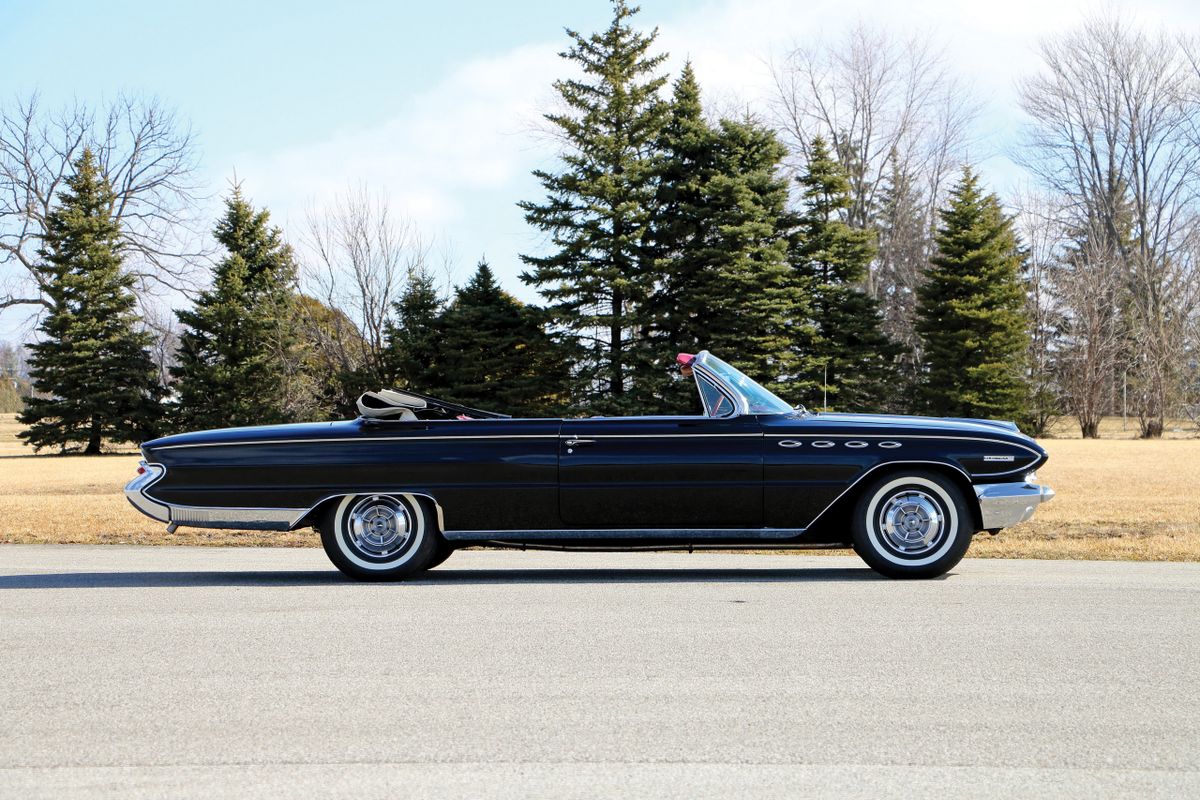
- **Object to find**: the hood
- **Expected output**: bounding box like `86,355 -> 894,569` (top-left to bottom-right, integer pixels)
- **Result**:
812,412 -> 1029,439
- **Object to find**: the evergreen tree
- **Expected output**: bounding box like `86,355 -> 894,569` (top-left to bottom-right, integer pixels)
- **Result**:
639,63 -> 717,410
172,188 -> 300,430
383,269 -> 444,391
701,117 -> 814,395
916,168 -> 1030,421
437,261 -> 569,415
641,68 -> 813,410
18,149 -> 163,453
792,138 -> 900,411
520,0 -> 668,414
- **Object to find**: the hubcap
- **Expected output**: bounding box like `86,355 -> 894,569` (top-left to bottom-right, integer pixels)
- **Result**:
348,496 -> 410,557
879,490 -> 943,555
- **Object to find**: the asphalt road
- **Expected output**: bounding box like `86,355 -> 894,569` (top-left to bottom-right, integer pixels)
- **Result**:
0,545 -> 1197,799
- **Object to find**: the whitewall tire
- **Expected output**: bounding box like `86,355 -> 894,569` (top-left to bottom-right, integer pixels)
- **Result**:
851,471 -> 973,579
319,493 -> 439,581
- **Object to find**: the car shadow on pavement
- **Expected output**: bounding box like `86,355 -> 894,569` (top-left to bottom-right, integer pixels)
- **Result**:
0,566 -> 894,589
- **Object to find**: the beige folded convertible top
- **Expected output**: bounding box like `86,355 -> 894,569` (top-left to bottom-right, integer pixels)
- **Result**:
356,389 -> 426,420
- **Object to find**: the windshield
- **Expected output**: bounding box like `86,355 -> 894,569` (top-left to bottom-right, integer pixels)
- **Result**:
698,353 -> 794,415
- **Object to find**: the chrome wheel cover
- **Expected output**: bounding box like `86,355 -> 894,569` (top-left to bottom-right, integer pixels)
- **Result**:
878,489 -> 944,555
347,495 -> 411,558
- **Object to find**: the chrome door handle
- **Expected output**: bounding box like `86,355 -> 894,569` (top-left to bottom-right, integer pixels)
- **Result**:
777,440 -> 803,448
564,439 -> 595,447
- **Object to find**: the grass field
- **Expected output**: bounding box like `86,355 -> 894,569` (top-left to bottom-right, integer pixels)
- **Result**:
1,413 -> 1198,560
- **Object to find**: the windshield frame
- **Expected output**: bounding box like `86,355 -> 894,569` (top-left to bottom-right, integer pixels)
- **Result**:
692,351 -> 794,416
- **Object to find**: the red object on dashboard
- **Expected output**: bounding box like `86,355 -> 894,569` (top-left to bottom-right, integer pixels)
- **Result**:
676,352 -> 696,366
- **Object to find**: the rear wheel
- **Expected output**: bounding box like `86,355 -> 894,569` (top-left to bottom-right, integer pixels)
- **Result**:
851,471 -> 972,579
425,539 -> 456,569
318,493 -> 439,581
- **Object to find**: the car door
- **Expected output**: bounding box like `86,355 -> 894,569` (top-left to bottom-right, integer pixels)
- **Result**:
557,415 -> 764,529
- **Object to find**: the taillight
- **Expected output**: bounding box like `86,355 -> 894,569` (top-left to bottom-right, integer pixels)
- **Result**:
137,465 -> 146,475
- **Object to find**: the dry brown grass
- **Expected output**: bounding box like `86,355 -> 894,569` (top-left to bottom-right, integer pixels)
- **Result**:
0,413 -> 312,547
1042,414 -> 1199,439
1,413 -> 1197,559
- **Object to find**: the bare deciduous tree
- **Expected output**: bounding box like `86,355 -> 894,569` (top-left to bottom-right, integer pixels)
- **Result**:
1012,190 -> 1066,435
0,93 -> 204,328
302,186 -> 432,393
771,23 -> 978,356
1019,13 -> 1200,437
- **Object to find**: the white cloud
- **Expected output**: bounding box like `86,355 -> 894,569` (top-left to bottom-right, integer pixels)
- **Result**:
234,41 -> 561,232
227,0 -> 1200,299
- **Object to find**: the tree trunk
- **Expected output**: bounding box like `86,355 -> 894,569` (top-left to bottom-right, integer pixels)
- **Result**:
610,286 -> 624,399
85,416 -> 102,455
1079,418 -> 1099,438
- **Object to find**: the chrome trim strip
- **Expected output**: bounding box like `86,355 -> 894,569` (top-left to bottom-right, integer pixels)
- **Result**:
154,434 -> 562,450
974,482 -> 1055,529
168,504 -> 304,531
559,433 -> 762,439
444,527 -> 806,542
155,431 -> 773,450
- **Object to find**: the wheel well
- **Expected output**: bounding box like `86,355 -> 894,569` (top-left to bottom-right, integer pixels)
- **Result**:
291,492 -> 446,534
807,462 -> 982,540
293,495 -> 345,531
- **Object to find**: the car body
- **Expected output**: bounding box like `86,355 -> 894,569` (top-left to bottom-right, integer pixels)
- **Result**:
126,351 -> 1054,579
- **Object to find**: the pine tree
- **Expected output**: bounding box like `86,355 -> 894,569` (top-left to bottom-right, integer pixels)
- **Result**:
172,188 -> 300,430
520,0 -> 668,414
437,261 -> 569,415
383,269 -> 444,391
641,68 -> 813,410
792,138 -> 900,411
18,149 -> 163,453
639,63 -> 718,411
916,168 -> 1030,421
701,117 -> 814,395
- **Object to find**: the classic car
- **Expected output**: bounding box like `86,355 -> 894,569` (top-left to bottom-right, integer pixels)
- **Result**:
125,351 -> 1054,580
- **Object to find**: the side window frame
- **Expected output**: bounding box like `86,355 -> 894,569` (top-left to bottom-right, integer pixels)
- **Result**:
694,373 -> 738,418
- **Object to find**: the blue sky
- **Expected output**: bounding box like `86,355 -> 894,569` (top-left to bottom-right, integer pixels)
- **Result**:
3,0 -> 1200,339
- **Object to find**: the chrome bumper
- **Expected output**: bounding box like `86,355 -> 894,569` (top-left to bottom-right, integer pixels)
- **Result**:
124,462 -> 171,523
974,481 -> 1055,530
124,461 -> 302,531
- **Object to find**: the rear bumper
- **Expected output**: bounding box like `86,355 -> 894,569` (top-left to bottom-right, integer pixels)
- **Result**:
974,481 -> 1055,530
124,461 -> 301,531
124,462 -> 171,523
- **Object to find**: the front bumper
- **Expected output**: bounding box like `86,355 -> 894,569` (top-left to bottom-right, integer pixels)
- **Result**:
974,481 -> 1055,530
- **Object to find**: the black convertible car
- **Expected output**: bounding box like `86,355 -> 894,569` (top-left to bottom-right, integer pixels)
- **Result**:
126,351 -> 1054,579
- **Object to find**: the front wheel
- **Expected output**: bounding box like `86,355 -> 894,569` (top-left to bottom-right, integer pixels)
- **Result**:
851,471 -> 973,579
318,493 -> 439,581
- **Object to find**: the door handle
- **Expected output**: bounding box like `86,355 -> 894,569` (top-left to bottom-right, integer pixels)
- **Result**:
777,440 -> 803,448
564,439 -> 595,447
